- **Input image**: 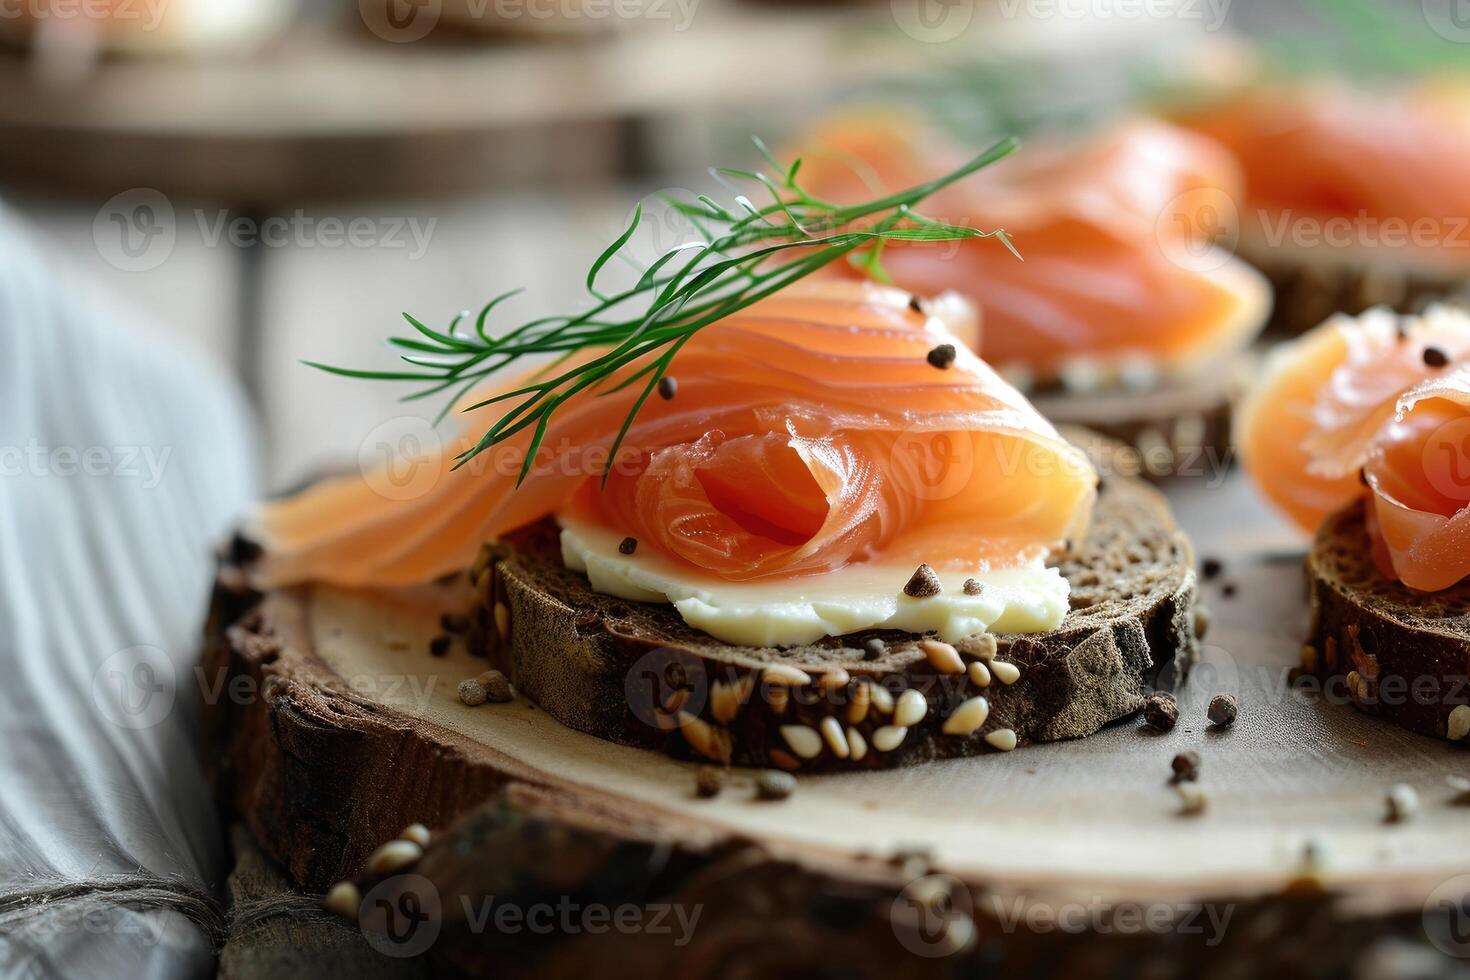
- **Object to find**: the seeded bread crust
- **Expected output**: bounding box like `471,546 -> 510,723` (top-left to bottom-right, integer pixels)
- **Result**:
1031,371 -> 1239,483
466,443 -> 1200,772
1240,237 -> 1468,341
1304,498 -> 1470,742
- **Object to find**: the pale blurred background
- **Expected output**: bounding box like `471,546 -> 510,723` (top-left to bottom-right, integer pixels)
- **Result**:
0,0 -> 1447,491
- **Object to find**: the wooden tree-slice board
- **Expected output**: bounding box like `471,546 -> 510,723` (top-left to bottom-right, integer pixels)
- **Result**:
207,522 -> 1470,919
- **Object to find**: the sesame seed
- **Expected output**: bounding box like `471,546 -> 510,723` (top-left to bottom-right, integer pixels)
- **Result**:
990,660 -> 1021,685
926,344 -> 957,370
894,689 -> 928,727
618,536 -> 638,555
658,376 -> 678,399
872,725 -> 907,752
1424,346 -> 1450,368
984,728 -> 1017,752
322,881 -> 362,919
780,724 -> 823,760
366,840 -> 423,875
919,639 -> 965,675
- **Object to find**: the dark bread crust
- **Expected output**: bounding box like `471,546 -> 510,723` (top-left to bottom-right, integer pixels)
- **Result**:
1305,498 -> 1470,741
1240,237 -> 1468,341
467,443 -> 1199,771
1032,372 -> 1238,483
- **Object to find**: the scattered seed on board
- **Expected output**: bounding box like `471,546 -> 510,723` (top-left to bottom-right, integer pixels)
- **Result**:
1144,692 -> 1179,731
457,678 -> 488,706
440,612 -> 470,634
695,766 -> 725,798
756,770 -> 796,800
1175,782 -> 1208,816
1208,694 -> 1238,728
1447,705 -> 1470,741
1424,346 -> 1451,368
1386,784 -> 1419,823
1221,582 -> 1237,599
1171,750 -> 1200,783
366,840 -> 423,875
863,637 -> 886,661
908,295 -> 924,314
1192,607 -> 1211,641
926,344 -> 957,370
480,669 -> 513,703
618,536 -> 638,555
902,563 -> 943,598
400,823 -> 431,848
1201,557 -> 1223,580
323,881 -> 362,919
429,635 -> 451,658
658,376 -> 678,400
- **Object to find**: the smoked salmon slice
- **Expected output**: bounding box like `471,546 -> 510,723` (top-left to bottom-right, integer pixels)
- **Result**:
1178,81 -> 1470,273
792,112 -> 1270,378
1237,306 -> 1470,591
255,280 -> 1097,589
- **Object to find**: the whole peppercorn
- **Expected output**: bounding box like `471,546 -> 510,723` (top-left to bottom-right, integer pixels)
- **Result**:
1171,750 -> 1201,783
1208,693 -> 1238,728
695,766 -> 725,799
1144,691 -> 1179,731
756,770 -> 796,801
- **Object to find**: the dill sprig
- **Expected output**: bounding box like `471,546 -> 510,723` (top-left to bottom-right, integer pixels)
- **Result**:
306,136 -> 1021,483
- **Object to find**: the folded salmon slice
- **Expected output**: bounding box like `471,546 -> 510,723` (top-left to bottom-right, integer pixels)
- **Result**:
792,112 -> 1269,377
1179,81 -> 1470,272
1237,307 -> 1470,591
256,280 -> 1097,589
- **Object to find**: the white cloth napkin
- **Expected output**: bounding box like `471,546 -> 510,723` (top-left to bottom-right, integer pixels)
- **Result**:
0,205 -> 258,978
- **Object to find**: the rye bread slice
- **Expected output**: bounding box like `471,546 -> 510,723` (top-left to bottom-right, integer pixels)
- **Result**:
465,438 -> 1200,772
1030,364 -> 1244,484
1303,498 -> 1470,742
1239,235 -> 1469,341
